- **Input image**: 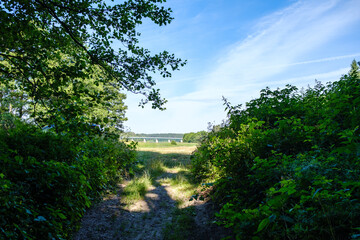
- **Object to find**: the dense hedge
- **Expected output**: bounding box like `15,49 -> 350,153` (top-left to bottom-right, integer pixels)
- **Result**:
0,119 -> 136,239
191,62 -> 360,239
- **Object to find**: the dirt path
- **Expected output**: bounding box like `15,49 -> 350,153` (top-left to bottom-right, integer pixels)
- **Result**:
73,147 -> 228,240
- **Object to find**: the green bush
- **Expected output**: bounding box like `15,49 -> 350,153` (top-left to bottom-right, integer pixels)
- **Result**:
0,120 -> 137,239
77,136 -> 137,197
191,61 -> 360,239
0,156 -> 90,239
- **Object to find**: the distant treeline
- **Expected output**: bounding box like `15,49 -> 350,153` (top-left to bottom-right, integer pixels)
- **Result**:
125,131 -> 208,143
127,133 -> 184,138
183,131 -> 207,143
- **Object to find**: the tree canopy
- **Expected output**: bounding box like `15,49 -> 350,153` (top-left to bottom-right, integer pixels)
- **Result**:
0,0 -> 185,133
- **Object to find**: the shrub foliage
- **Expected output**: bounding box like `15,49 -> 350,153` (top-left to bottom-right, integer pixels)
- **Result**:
0,119 -> 136,239
191,61 -> 360,239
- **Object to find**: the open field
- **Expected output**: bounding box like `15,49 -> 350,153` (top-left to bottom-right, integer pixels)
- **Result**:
136,142 -> 198,154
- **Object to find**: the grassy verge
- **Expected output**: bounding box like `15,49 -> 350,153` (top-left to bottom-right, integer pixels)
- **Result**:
120,171 -> 152,205
158,169 -> 197,207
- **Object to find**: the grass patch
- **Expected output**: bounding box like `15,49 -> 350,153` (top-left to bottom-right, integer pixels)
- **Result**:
170,174 -> 190,186
160,172 -> 198,207
162,154 -> 191,168
163,207 -> 197,240
135,148 -> 198,207
136,152 -> 167,178
121,144 -> 200,210
136,151 -> 192,173
148,159 -> 166,178
136,142 -> 197,155
121,171 -> 152,205
137,142 -> 197,148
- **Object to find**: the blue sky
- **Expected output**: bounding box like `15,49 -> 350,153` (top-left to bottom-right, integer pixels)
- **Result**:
123,0 -> 360,134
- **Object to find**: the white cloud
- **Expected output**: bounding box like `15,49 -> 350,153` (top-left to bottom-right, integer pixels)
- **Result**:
124,0 -> 360,133
200,0 -> 360,91
270,67 -> 350,87
274,53 -> 360,68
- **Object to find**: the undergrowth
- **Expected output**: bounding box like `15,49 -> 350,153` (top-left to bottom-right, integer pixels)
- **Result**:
0,119 -> 137,239
191,61 -> 360,239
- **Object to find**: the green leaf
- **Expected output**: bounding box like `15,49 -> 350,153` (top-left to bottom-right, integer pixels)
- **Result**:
57,213 -> 67,220
256,217 -> 270,233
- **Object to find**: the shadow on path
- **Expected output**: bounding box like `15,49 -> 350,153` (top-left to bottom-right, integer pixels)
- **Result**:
73,151 -> 229,240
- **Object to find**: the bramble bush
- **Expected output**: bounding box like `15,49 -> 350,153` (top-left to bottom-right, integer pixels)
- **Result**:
191,61 -> 360,239
0,119 -> 137,239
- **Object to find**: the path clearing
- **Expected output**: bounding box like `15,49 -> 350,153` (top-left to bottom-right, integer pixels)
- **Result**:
73,144 -> 228,240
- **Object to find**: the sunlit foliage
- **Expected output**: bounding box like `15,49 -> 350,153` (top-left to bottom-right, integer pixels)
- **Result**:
192,61 -> 360,239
